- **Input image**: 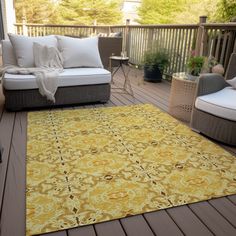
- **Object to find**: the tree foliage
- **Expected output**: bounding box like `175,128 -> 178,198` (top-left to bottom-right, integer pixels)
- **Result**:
15,0 -> 122,25
137,0 -> 234,24
174,0 -> 218,24
138,0 -> 184,24
15,0 -> 236,25
15,0 -> 59,23
213,0 -> 236,22
57,0 -> 122,25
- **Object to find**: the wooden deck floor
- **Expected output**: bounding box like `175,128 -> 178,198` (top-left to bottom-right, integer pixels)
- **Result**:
0,68 -> 236,236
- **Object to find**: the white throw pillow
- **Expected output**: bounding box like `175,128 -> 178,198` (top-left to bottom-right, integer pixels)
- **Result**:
33,42 -> 63,69
56,36 -> 103,68
227,77 -> 236,89
8,34 -> 58,67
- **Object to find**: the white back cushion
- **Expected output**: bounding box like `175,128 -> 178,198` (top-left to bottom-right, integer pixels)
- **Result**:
57,36 -> 103,68
1,40 -> 17,66
8,34 -> 58,67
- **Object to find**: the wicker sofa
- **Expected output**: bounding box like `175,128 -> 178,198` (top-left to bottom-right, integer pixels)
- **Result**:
190,53 -> 236,146
1,36 -> 122,111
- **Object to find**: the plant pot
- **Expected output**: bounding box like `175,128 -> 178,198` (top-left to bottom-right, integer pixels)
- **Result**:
144,65 -> 163,82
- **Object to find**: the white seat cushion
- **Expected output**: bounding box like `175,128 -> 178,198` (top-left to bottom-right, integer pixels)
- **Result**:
195,87 -> 236,121
3,68 -> 111,90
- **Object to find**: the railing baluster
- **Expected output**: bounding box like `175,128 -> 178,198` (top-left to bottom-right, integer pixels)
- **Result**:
13,23 -> 236,77
215,30 -> 222,61
220,32 -> 228,64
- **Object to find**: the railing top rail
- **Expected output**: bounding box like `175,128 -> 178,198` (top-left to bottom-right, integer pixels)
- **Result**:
14,22 -> 236,30
201,23 -> 236,29
14,23 -> 198,29
127,24 -> 198,29
14,23 -> 126,28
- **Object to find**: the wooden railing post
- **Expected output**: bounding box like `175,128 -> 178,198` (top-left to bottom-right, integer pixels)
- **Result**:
125,19 -> 130,56
22,17 -> 28,36
93,20 -> 97,35
195,16 -> 207,56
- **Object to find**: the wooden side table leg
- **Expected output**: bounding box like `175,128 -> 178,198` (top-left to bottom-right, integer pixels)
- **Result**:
121,64 -> 134,96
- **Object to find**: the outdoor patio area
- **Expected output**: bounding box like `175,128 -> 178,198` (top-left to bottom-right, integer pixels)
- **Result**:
1,0 -> 236,235
0,68 -> 236,236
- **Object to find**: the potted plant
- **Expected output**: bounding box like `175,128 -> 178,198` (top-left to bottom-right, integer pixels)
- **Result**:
143,50 -> 169,82
187,51 -> 205,80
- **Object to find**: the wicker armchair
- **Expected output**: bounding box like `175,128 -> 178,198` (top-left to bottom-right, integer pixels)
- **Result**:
190,53 -> 236,146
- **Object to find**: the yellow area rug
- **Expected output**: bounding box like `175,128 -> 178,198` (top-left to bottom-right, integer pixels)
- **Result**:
27,104 -> 236,235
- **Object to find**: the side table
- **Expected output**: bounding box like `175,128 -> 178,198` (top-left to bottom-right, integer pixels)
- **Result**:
109,56 -> 134,96
169,73 -> 198,122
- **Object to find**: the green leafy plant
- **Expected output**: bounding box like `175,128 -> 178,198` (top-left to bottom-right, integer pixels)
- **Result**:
187,52 -> 205,76
143,50 -> 169,72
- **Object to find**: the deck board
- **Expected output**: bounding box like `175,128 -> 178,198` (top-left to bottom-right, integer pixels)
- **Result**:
189,201 -> 236,236
0,112 -> 26,236
0,68 -> 236,236
94,220 -> 126,236
209,198 -> 236,227
120,215 -> 155,236
0,84 -> 4,120
0,111 -> 15,214
68,225 -> 96,236
167,206 -> 214,236
228,195 -> 236,205
144,210 -> 184,236
40,231 -> 67,236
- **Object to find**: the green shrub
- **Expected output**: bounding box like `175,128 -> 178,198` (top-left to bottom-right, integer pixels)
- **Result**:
187,56 -> 205,76
143,50 -> 169,72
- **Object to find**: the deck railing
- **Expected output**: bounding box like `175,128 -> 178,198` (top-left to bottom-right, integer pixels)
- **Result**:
14,20 -> 236,77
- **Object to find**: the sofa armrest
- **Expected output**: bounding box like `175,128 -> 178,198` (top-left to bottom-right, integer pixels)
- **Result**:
225,53 -> 236,80
195,73 -> 228,97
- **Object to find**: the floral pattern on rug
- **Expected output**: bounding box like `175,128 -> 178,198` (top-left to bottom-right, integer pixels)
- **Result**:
26,104 -> 236,235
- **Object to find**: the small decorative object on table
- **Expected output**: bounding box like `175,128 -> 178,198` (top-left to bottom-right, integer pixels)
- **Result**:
121,51 -> 127,58
212,64 -> 224,75
187,52 -> 225,79
207,56 -> 218,72
204,56 -> 224,75
143,49 -> 169,82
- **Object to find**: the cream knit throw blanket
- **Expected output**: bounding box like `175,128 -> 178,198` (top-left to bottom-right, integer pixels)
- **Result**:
3,43 -> 63,103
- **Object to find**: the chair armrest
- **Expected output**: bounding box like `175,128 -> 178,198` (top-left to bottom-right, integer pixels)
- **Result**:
195,73 -> 228,97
